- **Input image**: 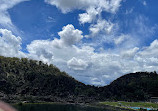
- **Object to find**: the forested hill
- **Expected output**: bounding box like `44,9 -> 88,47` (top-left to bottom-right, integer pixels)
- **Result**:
104,72 -> 158,101
0,56 -> 158,103
0,56 -> 100,103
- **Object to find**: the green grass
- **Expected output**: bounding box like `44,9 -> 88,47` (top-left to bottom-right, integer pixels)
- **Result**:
99,101 -> 158,109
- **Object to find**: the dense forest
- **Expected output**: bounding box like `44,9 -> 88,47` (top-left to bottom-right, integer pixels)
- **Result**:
0,56 -> 158,103
0,56 -> 101,103
103,72 -> 158,101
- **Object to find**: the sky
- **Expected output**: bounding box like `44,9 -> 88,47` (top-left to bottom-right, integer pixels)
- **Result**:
0,0 -> 158,86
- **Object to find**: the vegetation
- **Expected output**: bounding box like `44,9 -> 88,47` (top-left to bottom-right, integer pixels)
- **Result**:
102,72 -> 158,101
0,56 -> 99,103
0,56 -> 158,103
100,101 -> 158,108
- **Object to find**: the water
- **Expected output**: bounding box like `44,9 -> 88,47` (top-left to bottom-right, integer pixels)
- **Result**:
14,103 -> 118,111
130,107 -> 154,111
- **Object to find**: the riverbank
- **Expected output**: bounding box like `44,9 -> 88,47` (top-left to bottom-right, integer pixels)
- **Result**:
90,102 -> 135,111
10,100 -> 158,111
12,102 -> 135,111
2,94 -> 100,104
99,101 -> 158,111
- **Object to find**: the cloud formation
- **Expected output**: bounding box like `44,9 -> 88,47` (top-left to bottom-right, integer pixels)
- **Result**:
0,29 -> 25,57
114,34 -> 129,45
0,0 -> 158,86
1,28 -> 158,86
52,24 -> 83,48
45,0 -> 122,14
26,37 -> 158,85
24,22 -> 158,85
88,19 -> 114,37
0,0 -> 28,28
79,7 -> 99,24
67,57 -> 88,70
45,0 -> 122,30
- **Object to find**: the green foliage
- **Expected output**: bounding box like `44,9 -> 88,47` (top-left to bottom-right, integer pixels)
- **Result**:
103,72 -> 158,101
100,101 -> 158,108
0,56 -> 158,102
0,56 -> 99,102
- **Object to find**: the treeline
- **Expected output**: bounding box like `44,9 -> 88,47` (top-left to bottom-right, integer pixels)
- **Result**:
0,56 -> 158,103
103,72 -> 158,101
0,56 -> 100,103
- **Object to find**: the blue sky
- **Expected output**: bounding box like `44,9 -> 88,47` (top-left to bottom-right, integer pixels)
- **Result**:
0,0 -> 158,86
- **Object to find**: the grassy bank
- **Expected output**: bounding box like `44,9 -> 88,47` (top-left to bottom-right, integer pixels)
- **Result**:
99,101 -> 158,110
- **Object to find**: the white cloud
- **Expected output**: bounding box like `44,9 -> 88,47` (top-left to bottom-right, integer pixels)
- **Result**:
0,8 -> 156,86
45,0 -> 122,43
52,24 -> 83,48
27,24 -> 84,64
121,47 -> 139,59
114,34 -> 129,45
88,19 -> 114,37
0,0 -> 28,28
138,40 -> 158,57
67,57 -> 88,70
45,0 -> 94,13
79,7 -> 99,24
1,0 -> 158,87
134,15 -> 156,38
0,29 -> 25,57
27,38 -> 123,85
27,40 -> 54,63
26,35 -> 123,85
45,0 -> 122,28
99,0 -> 122,13
45,0 -> 122,14
24,37 -> 158,86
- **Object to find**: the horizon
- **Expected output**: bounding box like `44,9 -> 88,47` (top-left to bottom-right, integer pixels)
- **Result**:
0,0 -> 158,86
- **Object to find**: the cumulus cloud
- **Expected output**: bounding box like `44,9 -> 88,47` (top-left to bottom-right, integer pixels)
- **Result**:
0,29 -> 25,57
45,0 -> 122,42
121,47 -> 139,59
0,0 -> 28,28
27,24 -> 83,63
45,0 -> 122,27
18,35 -> 158,86
1,0 -> 158,86
52,24 -> 83,48
26,36 -> 122,85
27,40 -> 54,63
79,7 -> 99,24
27,38 -> 123,85
45,0 -> 122,14
45,0 -> 94,13
139,40 -> 158,57
67,57 -> 88,70
88,19 -> 114,37
25,24 -> 158,86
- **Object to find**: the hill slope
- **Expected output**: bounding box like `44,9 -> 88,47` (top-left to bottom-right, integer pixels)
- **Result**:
104,72 -> 158,101
1,56 -> 158,103
0,56 -> 99,103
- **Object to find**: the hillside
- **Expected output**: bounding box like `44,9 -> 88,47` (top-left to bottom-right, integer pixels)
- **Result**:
103,72 -> 158,101
0,56 -> 99,103
0,56 -> 158,103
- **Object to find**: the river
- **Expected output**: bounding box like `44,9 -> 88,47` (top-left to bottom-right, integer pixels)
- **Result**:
14,103 -> 122,111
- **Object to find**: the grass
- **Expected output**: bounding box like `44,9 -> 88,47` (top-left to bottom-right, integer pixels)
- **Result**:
99,101 -> 158,109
